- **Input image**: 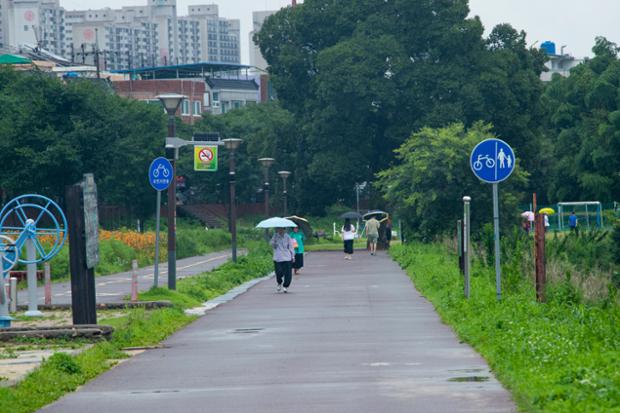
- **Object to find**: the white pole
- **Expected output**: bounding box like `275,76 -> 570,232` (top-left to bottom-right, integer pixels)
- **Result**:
154,190 -> 161,288
9,277 -> 17,313
493,184 -> 501,301
25,239 -> 43,316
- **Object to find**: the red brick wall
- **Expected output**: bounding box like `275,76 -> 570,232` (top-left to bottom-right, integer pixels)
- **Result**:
113,79 -> 206,124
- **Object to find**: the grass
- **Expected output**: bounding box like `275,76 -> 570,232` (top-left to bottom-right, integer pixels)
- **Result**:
391,242 -> 620,413
0,243 -> 273,413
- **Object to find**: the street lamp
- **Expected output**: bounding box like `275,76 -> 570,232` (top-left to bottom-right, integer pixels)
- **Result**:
258,158 -> 275,217
158,93 -> 185,290
223,138 -> 243,263
278,170 -> 291,216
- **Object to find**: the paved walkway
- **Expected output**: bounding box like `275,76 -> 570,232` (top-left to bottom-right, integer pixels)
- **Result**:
39,251 -> 515,413
18,250 -> 236,305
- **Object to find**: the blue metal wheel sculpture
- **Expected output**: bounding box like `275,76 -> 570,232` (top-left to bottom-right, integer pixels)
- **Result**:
0,195 -> 68,267
0,235 -> 18,273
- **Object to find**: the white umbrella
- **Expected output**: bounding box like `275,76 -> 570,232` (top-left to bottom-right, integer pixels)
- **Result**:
256,217 -> 298,229
521,211 -> 535,221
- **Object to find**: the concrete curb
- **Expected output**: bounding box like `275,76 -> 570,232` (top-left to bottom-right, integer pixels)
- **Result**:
184,272 -> 275,316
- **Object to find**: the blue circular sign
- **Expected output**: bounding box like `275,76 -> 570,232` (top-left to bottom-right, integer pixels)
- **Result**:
470,139 -> 515,183
149,157 -> 173,191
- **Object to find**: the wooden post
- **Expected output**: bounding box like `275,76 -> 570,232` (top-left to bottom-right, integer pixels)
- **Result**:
44,262 -> 52,306
131,260 -> 138,302
66,184 -> 98,325
535,213 -> 546,302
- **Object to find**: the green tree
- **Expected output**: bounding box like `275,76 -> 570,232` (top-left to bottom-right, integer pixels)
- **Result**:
0,68 -> 167,218
256,0 -> 545,214
543,37 -> 620,202
376,123 -> 529,238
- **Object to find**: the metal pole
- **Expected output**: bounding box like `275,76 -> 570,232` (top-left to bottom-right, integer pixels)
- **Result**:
167,115 -> 177,290
25,239 -> 42,316
229,150 -> 238,263
356,184 -> 360,231
44,262 -> 52,306
457,220 -> 463,274
154,190 -> 161,288
463,196 -> 471,299
492,184 -> 501,301
282,177 -> 288,216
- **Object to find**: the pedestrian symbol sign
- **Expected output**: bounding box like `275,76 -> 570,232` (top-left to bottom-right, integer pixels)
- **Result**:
194,145 -> 218,172
470,138 -> 515,183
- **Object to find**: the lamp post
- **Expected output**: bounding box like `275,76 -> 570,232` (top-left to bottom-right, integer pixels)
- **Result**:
278,170 -> 291,216
158,93 -> 185,290
223,138 -> 242,263
258,158 -> 275,217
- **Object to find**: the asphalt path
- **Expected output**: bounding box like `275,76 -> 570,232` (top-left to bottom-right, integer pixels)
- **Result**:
39,250 -> 515,413
17,250 -> 236,305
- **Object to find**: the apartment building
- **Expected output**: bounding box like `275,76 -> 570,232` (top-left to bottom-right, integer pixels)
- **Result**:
2,0 -> 240,68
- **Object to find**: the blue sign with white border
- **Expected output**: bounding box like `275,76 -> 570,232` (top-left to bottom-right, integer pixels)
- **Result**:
149,157 -> 173,191
470,138 -> 515,183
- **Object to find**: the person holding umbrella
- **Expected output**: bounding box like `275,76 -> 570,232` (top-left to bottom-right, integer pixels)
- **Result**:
271,227 -> 296,293
257,217 -> 297,293
342,218 -> 356,260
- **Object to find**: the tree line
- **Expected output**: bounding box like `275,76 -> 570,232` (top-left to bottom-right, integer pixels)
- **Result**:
0,0 -> 618,236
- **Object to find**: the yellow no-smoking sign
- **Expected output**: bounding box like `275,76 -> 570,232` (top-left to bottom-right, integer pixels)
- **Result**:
194,145 -> 218,171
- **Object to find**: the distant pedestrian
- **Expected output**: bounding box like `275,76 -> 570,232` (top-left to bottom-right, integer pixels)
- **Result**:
365,216 -> 380,255
568,211 -> 579,235
342,218 -> 356,260
270,227 -> 295,293
543,214 -> 550,233
290,226 -> 305,275
385,218 -> 393,248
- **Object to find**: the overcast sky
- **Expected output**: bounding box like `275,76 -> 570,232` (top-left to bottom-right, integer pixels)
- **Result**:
59,0 -> 620,63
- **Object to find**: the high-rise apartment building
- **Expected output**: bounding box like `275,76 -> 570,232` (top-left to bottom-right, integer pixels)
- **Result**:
2,0 -> 240,69
249,10 -> 275,71
5,0 -> 65,56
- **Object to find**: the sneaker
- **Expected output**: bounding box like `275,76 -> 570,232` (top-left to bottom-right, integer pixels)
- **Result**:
276,284 -> 282,292
283,287 -> 288,293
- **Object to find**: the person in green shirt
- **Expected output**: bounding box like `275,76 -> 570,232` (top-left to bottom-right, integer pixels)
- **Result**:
290,227 -> 305,275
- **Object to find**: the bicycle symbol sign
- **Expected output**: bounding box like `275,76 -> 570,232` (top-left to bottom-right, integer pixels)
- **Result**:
149,157 -> 173,191
470,138 -> 515,183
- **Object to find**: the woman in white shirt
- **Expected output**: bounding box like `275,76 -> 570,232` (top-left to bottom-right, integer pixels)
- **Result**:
342,218 -> 356,260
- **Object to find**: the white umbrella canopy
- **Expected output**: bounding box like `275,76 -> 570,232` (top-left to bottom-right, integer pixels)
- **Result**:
256,217 -> 298,229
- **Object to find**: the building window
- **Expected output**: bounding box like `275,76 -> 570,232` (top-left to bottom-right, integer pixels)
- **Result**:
212,92 -> 219,104
193,100 -> 201,116
181,99 -> 190,115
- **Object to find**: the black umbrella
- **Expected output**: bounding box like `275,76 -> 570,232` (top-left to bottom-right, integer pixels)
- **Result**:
285,216 -> 312,237
340,211 -> 362,220
362,210 -> 389,221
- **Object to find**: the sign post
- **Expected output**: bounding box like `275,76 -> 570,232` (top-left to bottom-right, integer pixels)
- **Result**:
470,138 -> 515,301
149,157 -> 173,288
